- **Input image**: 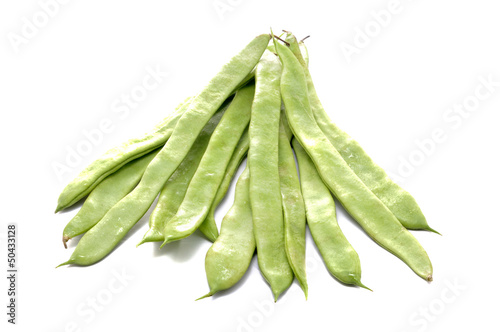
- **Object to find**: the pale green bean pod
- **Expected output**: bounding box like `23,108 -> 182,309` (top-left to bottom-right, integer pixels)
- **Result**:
161,84 -> 255,245
58,34 -> 270,266
62,148 -> 159,248
274,38 -> 433,281
55,98 -> 190,212
285,32 -> 437,234
137,100 -> 229,246
293,138 -> 369,289
198,165 -> 255,299
278,118 -> 308,298
249,49 -> 293,301
202,129 -> 249,234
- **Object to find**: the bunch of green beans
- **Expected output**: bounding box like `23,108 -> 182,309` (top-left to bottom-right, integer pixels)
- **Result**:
56,31 -> 438,301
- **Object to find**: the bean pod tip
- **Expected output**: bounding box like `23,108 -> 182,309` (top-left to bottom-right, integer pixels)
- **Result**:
195,292 -> 213,301
56,260 -> 72,268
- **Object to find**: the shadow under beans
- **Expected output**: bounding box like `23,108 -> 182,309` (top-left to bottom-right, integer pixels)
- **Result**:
65,233 -> 84,249
151,229 -> 210,263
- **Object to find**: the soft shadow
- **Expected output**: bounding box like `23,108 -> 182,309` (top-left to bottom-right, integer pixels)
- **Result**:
65,233 -> 84,249
152,229 -> 210,263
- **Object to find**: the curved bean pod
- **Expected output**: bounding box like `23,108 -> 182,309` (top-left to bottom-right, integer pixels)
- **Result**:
137,101 -> 229,246
55,98 -> 190,212
285,33 -> 437,234
249,49 -> 293,301
202,128 -> 249,235
62,148 -> 160,248
57,34 -> 270,266
161,84 -> 255,245
292,138 -> 369,289
278,119 -> 308,298
198,165 -> 254,299
274,39 -> 433,281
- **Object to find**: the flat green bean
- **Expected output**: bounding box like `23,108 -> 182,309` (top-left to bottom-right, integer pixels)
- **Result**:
292,138 -> 369,289
202,128 -> 249,235
278,118 -> 308,298
249,49 -> 293,301
274,39 -> 433,281
55,98 -> 190,212
198,165 -> 254,299
161,84 -> 255,245
286,33 -> 437,234
137,100 -> 230,246
62,148 -> 159,248
57,35 -> 270,266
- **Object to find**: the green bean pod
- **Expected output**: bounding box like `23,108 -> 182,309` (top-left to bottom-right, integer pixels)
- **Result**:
55,98 -> 190,212
202,129 -> 249,234
161,84 -> 255,245
137,100 -> 230,246
62,148 -> 160,248
278,119 -> 308,298
292,138 -> 369,289
57,34 -> 270,266
198,165 -> 255,300
274,38 -> 433,281
249,49 -> 293,301
285,33 -> 437,234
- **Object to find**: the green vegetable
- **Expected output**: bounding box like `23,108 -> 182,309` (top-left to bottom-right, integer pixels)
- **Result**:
58,34 -> 270,266
249,49 -> 293,301
292,138 -> 369,289
285,33 -> 438,234
274,37 -> 433,281
202,129 -> 250,234
137,99 -> 230,246
278,118 -> 308,298
55,98 -> 190,212
161,84 -> 255,245
56,31 -> 437,300
198,165 -> 255,299
62,148 -> 159,248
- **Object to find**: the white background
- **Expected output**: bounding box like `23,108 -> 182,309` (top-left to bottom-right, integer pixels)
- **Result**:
1,0 -> 499,331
